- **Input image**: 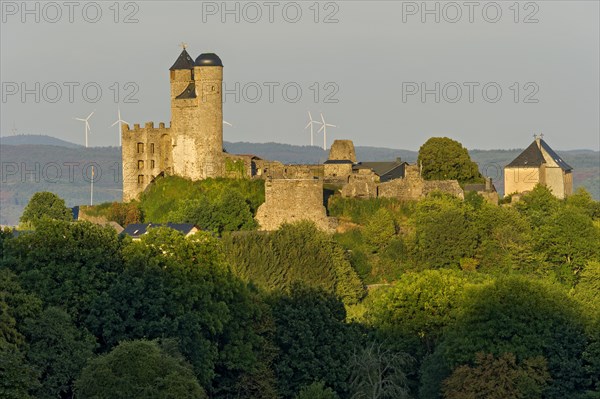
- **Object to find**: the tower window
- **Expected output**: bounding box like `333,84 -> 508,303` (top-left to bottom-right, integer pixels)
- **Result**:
137,143 -> 144,153
138,160 -> 144,170
151,160 -> 155,169
137,175 -> 144,184
151,143 -> 155,154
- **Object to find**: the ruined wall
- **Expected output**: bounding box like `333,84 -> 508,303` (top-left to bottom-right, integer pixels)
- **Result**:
253,160 -> 323,179
324,163 -> 353,180
122,122 -> 170,202
368,164 -> 463,201
255,178 -> 336,232
328,140 -> 356,162
422,180 -> 464,199
341,171 -> 379,198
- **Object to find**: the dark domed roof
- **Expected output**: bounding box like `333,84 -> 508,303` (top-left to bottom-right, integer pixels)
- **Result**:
194,53 -> 223,67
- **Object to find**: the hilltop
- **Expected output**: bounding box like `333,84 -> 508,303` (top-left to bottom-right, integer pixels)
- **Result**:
1,135 -> 598,225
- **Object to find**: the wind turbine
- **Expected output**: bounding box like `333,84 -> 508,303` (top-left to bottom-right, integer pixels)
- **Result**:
74,111 -> 94,148
318,113 -> 337,150
111,107 -> 129,146
304,111 -> 319,146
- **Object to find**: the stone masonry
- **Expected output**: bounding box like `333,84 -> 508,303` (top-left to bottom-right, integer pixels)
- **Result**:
255,178 -> 337,232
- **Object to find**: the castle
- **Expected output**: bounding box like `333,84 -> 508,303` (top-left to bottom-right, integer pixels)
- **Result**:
122,48 -> 247,201
125,49 -> 571,231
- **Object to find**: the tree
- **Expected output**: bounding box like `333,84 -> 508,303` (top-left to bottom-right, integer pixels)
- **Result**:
107,201 -> 143,226
295,381 -> 339,399
75,339 -> 206,399
536,207 -> 600,282
363,208 -> 396,252
2,219 -> 123,327
271,284 -> 359,398
348,341 -> 412,399
223,222 -> 365,305
23,307 -> 96,399
169,191 -> 256,235
514,185 -> 560,229
20,192 -> 72,228
442,353 -> 550,399
417,137 -> 482,183
87,227 -> 271,396
427,277 -> 588,398
413,194 -> 478,268
366,270 -> 483,359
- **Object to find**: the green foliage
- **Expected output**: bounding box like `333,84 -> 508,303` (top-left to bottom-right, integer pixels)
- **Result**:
140,176 -> 264,224
106,201 -> 143,226
348,341 -> 413,399
19,191 -> 72,228
295,381 -> 339,399
514,185 -> 561,228
442,353 -> 550,399
23,307 -> 96,399
414,194 -> 478,268
87,227 -> 269,395
271,284 -> 359,398
0,343 -> 38,399
417,137 -> 483,184
75,339 -> 206,398
366,270 -> 483,359
574,261 -> 600,320
431,276 -> 588,398
169,190 -> 257,235
473,204 -> 543,273
2,219 -> 123,326
363,208 -> 397,252
536,207 -> 600,282
223,222 -> 365,305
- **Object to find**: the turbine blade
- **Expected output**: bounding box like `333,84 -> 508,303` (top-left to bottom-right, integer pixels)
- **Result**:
111,120 -> 119,127
305,121 -> 312,129
87,111 -> 94,119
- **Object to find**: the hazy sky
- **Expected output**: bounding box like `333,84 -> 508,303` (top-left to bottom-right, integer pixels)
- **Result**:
1,1 -> 599,151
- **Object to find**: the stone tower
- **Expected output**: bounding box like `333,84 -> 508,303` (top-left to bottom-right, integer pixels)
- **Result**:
170,50 -> 224,179
121,48 -> 225,201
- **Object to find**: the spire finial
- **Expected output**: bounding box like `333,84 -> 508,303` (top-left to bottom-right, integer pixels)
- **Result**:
180,42 -> 188,51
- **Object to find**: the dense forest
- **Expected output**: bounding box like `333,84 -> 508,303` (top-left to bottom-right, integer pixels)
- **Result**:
1,170 -> 599,398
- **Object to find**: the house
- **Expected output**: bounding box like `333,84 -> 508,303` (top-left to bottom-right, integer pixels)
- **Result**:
353,158 -> 408,183
504,136 -> 573,199
121,223 -> 200,240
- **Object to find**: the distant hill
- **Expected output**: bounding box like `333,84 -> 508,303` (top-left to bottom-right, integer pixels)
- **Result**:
0,134 -> 82,148
0,135 -> 597,226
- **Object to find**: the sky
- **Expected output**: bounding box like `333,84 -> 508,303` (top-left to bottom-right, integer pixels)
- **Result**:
1,0 -> 599,151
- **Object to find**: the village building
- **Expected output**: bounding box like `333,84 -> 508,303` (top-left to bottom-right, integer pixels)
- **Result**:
504,136 -> 573,199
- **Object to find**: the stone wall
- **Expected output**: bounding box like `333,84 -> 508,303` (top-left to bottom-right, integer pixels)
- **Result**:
122,122 -> 170,202
341,172 -> 379,198
328,140 -> 356,162
255,178 -> 336,232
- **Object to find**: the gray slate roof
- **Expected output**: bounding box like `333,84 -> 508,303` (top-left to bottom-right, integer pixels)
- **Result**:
354,161 -> 407,182
170,49 -> 195,71
506,139 -> 572,171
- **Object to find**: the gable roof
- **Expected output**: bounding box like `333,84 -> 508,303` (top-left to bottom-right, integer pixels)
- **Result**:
121,223 -> 198,238
169,49 -> 195,70
506,139 -> 573,172
506,141 -> 546,168
354,161 -> 407,182
539,139 -> 573,171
